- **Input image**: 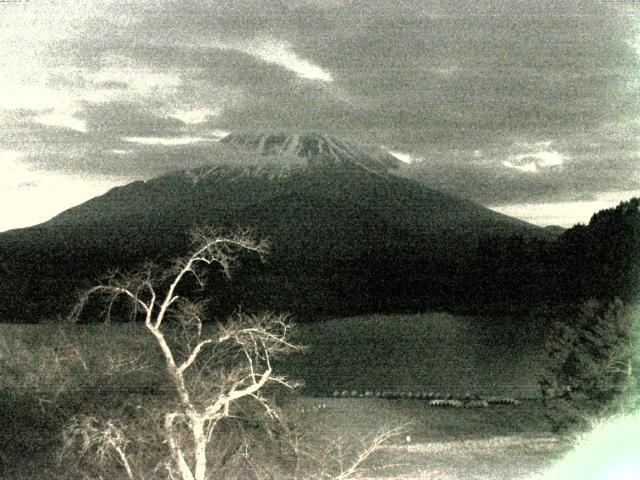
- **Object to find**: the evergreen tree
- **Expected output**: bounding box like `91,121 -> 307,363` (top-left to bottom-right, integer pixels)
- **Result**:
541,298 -> 637,404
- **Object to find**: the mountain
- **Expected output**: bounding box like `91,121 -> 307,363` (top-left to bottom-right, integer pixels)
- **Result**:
0,132 -> 555,322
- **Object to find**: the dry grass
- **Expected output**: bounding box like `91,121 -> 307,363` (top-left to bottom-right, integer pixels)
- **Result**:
290,397 -> 571,480
363,436 -> 567,479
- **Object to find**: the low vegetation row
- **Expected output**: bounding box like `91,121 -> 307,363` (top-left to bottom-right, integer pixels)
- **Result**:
325,390 -> 519,406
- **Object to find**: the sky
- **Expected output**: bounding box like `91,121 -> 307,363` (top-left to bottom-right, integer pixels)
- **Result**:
1,0 -> 639,231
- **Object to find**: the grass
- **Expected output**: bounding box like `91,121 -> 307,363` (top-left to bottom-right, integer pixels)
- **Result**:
291,397 -> 570,479
0,313 -> 576,479
285,313 -> 547,398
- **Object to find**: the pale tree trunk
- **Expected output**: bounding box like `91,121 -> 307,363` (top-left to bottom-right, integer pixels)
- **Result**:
192,415 -> 208,480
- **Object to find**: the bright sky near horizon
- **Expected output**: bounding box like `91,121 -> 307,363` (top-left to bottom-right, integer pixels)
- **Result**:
1,1 -> 639,231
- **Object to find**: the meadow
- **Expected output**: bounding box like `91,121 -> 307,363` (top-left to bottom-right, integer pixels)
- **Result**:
293,397 -> 569,479
285,313 -> 547,398
0,313 -> 577,479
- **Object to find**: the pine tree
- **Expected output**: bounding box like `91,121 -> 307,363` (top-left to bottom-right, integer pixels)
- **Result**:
541,298 -> 636,404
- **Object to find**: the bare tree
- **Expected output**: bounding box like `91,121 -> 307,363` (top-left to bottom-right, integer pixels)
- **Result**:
69,228 -> 300,480
66,227 -> 404,480
295,425 -> 407,480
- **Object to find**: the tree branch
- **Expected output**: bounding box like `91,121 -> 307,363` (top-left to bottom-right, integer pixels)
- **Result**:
334,426 -> 406,480
178,339 -> 216,374
165,413 -> 195,480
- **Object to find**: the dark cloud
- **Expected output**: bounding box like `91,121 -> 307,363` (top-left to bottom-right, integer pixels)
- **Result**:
402,122 -> 640,205
3,118 -> 89,149
2,0 -> 638,217
93,80 -> 129,90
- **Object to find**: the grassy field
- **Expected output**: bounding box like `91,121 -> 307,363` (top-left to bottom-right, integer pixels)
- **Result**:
0,313 -> 577,479
285,313 -> 547,398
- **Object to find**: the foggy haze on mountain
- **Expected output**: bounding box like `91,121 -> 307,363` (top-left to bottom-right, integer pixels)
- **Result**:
1,1 -> 639,230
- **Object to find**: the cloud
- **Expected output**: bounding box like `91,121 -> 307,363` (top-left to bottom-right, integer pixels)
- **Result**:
389,150 -> 424,164
502,160 -> 538,173
490,190 -> 640,227
502,149 -> 566,173
0,52 -> 186,144
80,102 -> 185,138
33,111 -> 87,133
30,2 -> 632,153
401,125 -> 640,208
526,151 -> 565,168
82,54 -> 182,103
170,108 -> 221,124
124,136 -> 216,146
0,1 -> 638,228
239,40 -> 333,82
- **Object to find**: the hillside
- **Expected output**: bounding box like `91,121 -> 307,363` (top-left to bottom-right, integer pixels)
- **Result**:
0,133 -> 554,322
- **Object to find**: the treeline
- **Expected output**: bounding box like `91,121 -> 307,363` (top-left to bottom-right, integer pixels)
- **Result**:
1,198 -> 638,323
217,198 -> 640,318
465,197 -> 640,313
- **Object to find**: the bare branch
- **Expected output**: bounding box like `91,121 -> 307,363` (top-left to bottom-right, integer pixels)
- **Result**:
177,339 -> 216,374
204,365 -> 273,420
165,413 -> 195,480
65,228 -> 303,480
335,426 -> 406,480
153,234 -> 266,331
68,285 -> 151,323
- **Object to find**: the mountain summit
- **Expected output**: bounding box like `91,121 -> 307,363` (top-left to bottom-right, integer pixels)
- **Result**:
220,132 -> 402,174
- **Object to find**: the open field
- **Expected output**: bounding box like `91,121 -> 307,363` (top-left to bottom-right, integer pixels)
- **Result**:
285,313 -> 547,398
0,313 -> 576,479
292,397 -> 570,479
1,393 -> 571,479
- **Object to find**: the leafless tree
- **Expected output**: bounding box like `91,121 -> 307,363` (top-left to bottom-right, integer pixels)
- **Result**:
67,227 -> 403,480
69,228 -> 301,480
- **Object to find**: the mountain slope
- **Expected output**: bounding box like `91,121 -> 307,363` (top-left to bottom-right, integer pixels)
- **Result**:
0,133 -> 553,321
